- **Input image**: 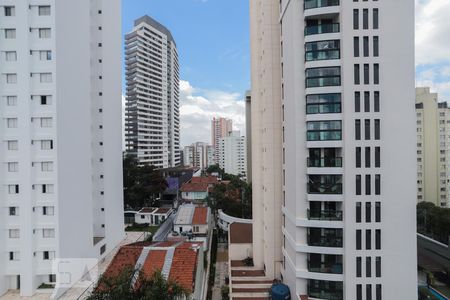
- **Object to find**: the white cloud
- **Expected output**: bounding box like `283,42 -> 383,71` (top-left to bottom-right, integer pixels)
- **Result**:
179,80 -> 245,147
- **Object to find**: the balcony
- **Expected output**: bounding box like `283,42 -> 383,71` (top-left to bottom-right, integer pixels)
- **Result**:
304,0 -> 340,10
308,182 -> 342,194
308,228 -> 343,248
308,279 -> 343,300
308,254 -> 343,274
307,157 -> 342,168
305,23 -> 340,36
307,209 -> 343,221
306,49 -> 340,61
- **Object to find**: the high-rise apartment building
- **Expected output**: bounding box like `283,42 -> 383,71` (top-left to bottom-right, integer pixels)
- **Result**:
125,15 -> 180,168
250,0 -> 417,299
211,117 -> 232,164
183,142 -> 214,170
0,0 -> 124,296
218,131 -> 247,177
416,87 -> 450,207
245,91 -> 252,183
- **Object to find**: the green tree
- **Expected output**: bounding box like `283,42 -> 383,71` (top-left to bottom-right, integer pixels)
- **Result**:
417,202 -> 450,244
88,268 -> 189,300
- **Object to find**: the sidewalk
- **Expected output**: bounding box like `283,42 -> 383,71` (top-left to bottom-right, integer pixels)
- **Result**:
212,243 -> 229,300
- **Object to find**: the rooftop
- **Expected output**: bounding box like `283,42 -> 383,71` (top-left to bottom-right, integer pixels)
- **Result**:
133,15 -> 176,46
190,176 -> 219,185
174,204 -> 209,225
230,223 -> 253,244
138,207 -> 157,214
180,182 -> 209,193
192,207 -> 208,225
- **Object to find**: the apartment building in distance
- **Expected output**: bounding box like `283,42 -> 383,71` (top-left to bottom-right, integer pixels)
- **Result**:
125,15 -> 180,168
245,90 -> 252,182
218,131 -> 247,177
183,142 -> 214,170
246,0 -> 417,299
0,0 -> 124,296
211,117 -> 232,164
416,87 -> 450,207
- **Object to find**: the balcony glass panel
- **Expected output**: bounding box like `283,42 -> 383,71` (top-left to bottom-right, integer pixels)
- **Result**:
308,209 -> 343,221
308,254 -> 343,274
307,157 -> 342,167
306,93 -> 341,114
304,0 -> 340,10
307,121 -> 342,141
306,67 -> 341,88
305,23 -> 340,36
308,175 -> 342,194
308,228 -> 343,247
305,40 -> 340,62
308,280 -> 343,300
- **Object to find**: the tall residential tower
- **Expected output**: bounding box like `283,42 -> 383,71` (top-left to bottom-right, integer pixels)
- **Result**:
250,0 -> 417,299
125,16 -> 180,168
0,0 -> 124,296
211,117 -> 233,164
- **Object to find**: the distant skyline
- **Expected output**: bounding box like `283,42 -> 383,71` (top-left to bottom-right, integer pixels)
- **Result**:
123,0 -> 450,146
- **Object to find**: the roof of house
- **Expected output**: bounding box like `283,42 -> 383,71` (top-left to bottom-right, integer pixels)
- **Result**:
138,207 -> 157,214
174,204 -> 209,225
192,207 -> 208,225
230,223 -> 253,244
180,182 -> 209,193
154,207 -> 172,214
190,176 -> 218,184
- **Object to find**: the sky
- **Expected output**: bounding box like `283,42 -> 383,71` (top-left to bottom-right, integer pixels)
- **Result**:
123,0 -> 450,147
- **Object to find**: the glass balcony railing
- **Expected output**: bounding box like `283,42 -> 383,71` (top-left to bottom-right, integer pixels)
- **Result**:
306,76 -> 341,88
307,130 -> 342,141
307,235 -> 343,247
305,23 -> 340,36
307,157 -> 342,167
307,209 -> 343,221
306,49 -> 340,61
308,261 -> 343,274
308,182 -> 342,194
306,102 -> 341,114
308,280 -> 343,300
304,0 -> 340,10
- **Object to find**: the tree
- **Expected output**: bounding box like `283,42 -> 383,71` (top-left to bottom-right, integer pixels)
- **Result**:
123,155 -> 168,210
417,202 -> 450,244
209,176 -> 252,219
88,268 -> 189,300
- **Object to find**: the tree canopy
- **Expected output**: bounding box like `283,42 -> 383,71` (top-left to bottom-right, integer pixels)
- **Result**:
417,201 -> 450,244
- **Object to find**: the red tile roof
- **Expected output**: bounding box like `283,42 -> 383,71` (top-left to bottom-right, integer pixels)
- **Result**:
180,182 -> 208,193
192,207 -> 208,225
190,176 -> 218,184
104,245 -> 143,277
154,207 -> 172,214
139,207 -> 157,214
168,244 -> 199,292
142,250 -> 166,277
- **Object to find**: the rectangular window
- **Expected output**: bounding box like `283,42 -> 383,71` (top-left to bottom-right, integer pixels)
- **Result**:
38,6 -> 51,16
43,251 -> 55,260
367,285 -> 372,300
9,251 -> 19,261
43,206 -> 54,216
355,92 -> 361,112
41,162 -> 54,172
356,257 -> 362,277
40,73 -> 52,83
365,147 -> 371,168
357,285 -> 362,300
374,64 -> 380,84
373,8 -> 379,29
42,184 -> 54,194
356,230 -> 362,250
363,36 -> 369,57
8,162 -> 18,172
366,229 -> 372,250
305,67 -> 341,88
305,40 -> 340,61
364,64 -> 370,84
353,9 -> 359,29
8,184 -> 19,194
366,202 -> 372,223
40,50 -> 52,61
366,257 -> 372,277
374,91 -> 380,112
5,51 -> 17,61
7,96 -> 17,106
375,147 -> 380,167
365,119 -> 370,140
376,257 -> 381,277
375,229 -> 381,249
7,118 -> 18,128
4,6 -> 15,16
306,120 -> 342,141
9,229 -> 20,238
41,140 -> 53,150
366,174 -> 371,195
363,9 -> 369,29
9,207 -> 17,216
306,93 -> 341,114
6,74 -> 17,84
364,92 -> 370,112
356,202 -> 362,223
376,284 -> 382,300
7,140 -> 18,150
354,37 -> 360,57
373,36 -> 379,57
356,120 -> 361,140
40,117 -> 52,128
39,28 -> 51,39
356,175 -> 362,195
375,119 -> 380,140
356,147 -> 361,168
40,95 -> 52,105
5,29 -> 16,39
42,229 -> 55,238
375,174 -> 381,195
375,202 -> 381,222
354,64 -> 360,85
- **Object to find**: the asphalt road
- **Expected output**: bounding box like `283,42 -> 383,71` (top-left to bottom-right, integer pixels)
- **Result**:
153,213 -> 175,241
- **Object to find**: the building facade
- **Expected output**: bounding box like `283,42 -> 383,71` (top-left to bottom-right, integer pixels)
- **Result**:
183,142 -> 214,169
211,117 -> 232,164
251,0 -> 417,299
416,87 -> 450,207
245,90 -> 252,183
0,0 -> 124,296
125,15 -> 180,168
218,131 -> 247,177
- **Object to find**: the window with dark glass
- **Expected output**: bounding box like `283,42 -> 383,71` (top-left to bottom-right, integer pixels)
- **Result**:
307,120 -> 342,141
363,9 -> 369,29
354,9 -> 359,29
356,202 -> 362,223
357,285 -> 363,300
373,36 -> 379,57
366,257 -> 372,277
366,229 -> 372,250
376,257 -> 381,277
374,91 -> 380,112
373,8 -> 379,29
363,36 -> 369,57
354,37 -> 360,57
367,285 -> 372,300
365,119 -> 370,140
355,92 -> 361,112
356,175 -> 362,195
375,147 -> 380,167
356,257 -> 362,277
376,284 -> 382,300
366,202 -> 371,222
375,229 -> 381,249
356,119 -> 361,140
365,147 -> 371,168
305,40 -> 340,61
364,64 -> 370,84
354,64 -> 360,85
375,174 -> 381,195
374,64 -> 380,84
306,93 -> 341,114
306,67 -> 341,88
356,147 -> 361,168
366,174 -> 371,195
364,92 -> 370,112
356,230 -> 362,250
375,119 -> 380,140
375,202 -> 381,222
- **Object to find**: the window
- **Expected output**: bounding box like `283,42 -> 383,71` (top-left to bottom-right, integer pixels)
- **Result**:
357,285 -> 362,300
366,175 -> 371,195
5,51 -> 17,61
9,207 -> 17,216
8,162 -> 18,172
5,29 -> 16,39
356,202 -> 362,223
366,202 -> 372,223
356,147 -> 361,168
353,9 -> 359,29
355,92 -> 361,112
366,257 -> 372,277
375,202 -> 381,222
41,140 -> 53,150
364,64 -> 370,84
49,274 -> 56,283
374,91 -> 380,112
40,117 -> 52,127
305,67 -> 341,88
364,119 -> 370,140
9,229 -> 20,238
356,175 -> 362,195
306,93 -> 341,114
7,96 -> 17,106
39,28 -> 51,39
356,230 -> 362,250
367,285 -> 372,300
38,6 -> 51,16
356,257 -> 362,277
43,206 -> 54,216
40,95 -> 51,105
6,74 -> 17,84
376,284 -> 382,300
305,40 -> 340,61
375,147 -> 380,167
366,229 -> 372,250
376,257 -> 381,277
43,251 -> 55,260
4,6 -> 15,16
40,50 -> 52,61
307,120 -> 342,141
375,174 -> 381,195
40,73 -> 52,83
363,36 -> 369,57
9,251 -> 19,261
354,64 -> 360,85
374,64 -> 380,84
375,229 -> 381,249
42,229 -> 55,238
373,8 -> 379,29
355,120 -> 361,140
8,184 -> 19,194
365,147 -> 371,168
363,9 -> 369,29
373,36 -> 379,57
8,140 -> 18,150
41,162 -> 54,172
375,119 -> 380,140
364,92 -> 370,112
354,37 -> 360,57
42,184 -> 54,194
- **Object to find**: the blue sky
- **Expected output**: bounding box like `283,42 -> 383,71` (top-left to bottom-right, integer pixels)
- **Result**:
123,0 -> 450,146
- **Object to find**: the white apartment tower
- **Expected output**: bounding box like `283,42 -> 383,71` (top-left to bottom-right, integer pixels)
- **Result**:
125,16 -> 180,168
183,142 -> 214,170
218,131 -> 247,177
211,117 -> 233,164
0,0 -> 124,297
251,0 -> 417,299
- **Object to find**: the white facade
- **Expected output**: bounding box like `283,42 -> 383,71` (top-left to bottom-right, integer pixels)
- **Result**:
218,131 -> 247,177
251,0 -> 417,299
211,117 -> 232,164
125,15 -> 180,168
0,0 -> 124,296
183,142 -> 214,169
